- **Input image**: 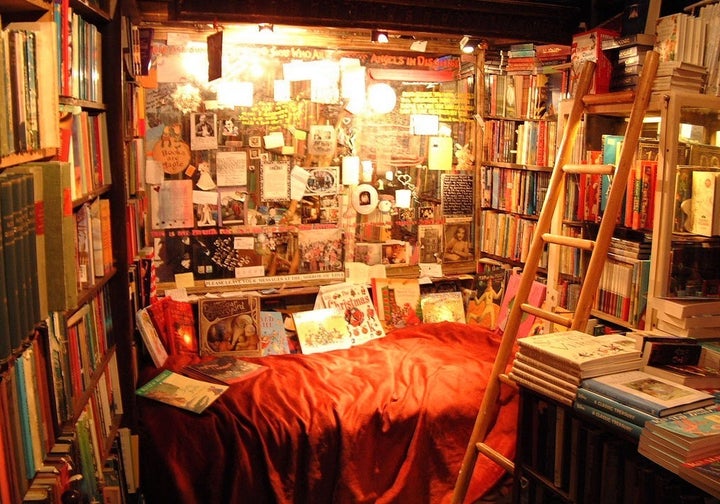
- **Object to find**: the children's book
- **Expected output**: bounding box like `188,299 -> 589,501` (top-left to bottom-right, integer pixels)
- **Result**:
497,271 -> 547,337
420,291 -> 465,323
292,308 -> 353,354
259,311 -> 290,356
135,370 -> 228,414
197,296 -> 262,357
183,355 -> 267,385
466,267 -> 507,328
316,283 -> 385,345
370,277 -> 422,331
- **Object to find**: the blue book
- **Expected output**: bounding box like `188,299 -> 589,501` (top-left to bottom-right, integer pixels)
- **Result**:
600,134 -> 625,215
14,354 -> 35,476
573,400 -> 643,439
581,370 -> 715,417
575,387 -> 656,427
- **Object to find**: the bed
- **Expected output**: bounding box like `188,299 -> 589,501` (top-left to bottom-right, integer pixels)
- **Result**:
136,322 -> 518,504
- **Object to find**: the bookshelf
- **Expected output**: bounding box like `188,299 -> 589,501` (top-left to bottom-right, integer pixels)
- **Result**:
478,48 -> 567,275
0,0 -> 135,502
513,387 -> 715,503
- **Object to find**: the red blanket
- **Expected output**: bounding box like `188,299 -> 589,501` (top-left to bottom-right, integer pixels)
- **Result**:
138,322 -> 518,503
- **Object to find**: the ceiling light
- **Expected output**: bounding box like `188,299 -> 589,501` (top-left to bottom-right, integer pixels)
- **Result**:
459,36 -> 477,54
371,30 -> 389,44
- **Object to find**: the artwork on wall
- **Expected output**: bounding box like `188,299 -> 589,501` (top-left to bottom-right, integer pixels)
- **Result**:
143,36 -> 476,288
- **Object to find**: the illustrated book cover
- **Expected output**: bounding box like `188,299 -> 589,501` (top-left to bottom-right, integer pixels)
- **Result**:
183,355 -> 267,385
466,267 -> 507,328
315,283 -> 385,345
582,370 -> 716,417
292,307 -> 353,354
135,369 -> 228,414
517,331 -> 642,377
370,277 -> 422,331
497,271 -> 547,337
420,291 -> 466,323
198,296 -> 262,357
259,311 -> 290,356
645,404 -> 720,452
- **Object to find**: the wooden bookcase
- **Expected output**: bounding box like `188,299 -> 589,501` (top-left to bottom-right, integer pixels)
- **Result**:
0,0 -> 136,501
513,387 -> 715,503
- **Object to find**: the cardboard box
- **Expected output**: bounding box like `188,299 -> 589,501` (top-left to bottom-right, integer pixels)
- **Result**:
571,28 -> 620,94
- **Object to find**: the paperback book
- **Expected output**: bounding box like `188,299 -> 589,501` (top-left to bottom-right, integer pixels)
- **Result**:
497,271 -> 547,337
182,355 -> 267,385
135,370 -> 228,414
370,277 -> 422,331
679,454 -> 720,499
292,307 -> 353,354
516,331 -> 642,378
581,370 -> 716,417
259,311 -> 290,356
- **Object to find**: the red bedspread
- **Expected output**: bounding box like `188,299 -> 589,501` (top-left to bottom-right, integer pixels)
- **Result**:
137,322 -> 518,504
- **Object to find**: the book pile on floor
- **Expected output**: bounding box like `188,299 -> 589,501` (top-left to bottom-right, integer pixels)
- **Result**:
508,330 -> 642,406
639,404 -> 720,499
575,370 -> 716,440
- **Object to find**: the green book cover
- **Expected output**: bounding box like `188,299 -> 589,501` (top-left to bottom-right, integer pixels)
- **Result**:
0,175 -> 22,350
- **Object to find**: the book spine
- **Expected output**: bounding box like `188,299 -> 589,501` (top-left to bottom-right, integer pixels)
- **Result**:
581,379 -> 664,416
573,400 -> 643,439
575,387 -> 656,427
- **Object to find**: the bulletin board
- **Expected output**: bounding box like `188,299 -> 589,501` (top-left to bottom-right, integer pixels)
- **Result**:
142,35 -> 476,289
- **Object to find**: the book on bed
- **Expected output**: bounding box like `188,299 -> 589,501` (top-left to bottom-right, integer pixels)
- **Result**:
136,370 -> 228,414
198,296 -> 262,357
183,355 -> 267,385
316,283 -> 385,345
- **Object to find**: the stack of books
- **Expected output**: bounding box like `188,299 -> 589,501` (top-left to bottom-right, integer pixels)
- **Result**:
652,61 -> 707,92
601,33 -> 657,92
575,369 -> 716,439
638,404 -> 720,479
508,330 -> 643,406
652,298 -> 720,339
640,336 -> 720,390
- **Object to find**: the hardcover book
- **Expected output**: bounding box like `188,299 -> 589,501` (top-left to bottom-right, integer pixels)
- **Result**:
466,267 -> 507,328
572,400 -> 643,439
582,370 -> 716,417
292,307 -> 353,354
135,370 -> 228,414
183,356 -> 267,385
135,307 -> 168,368
198,296 -> 262,357
575,387 -> 656,427
315,283 -> 385,345
643,363 -> 720,389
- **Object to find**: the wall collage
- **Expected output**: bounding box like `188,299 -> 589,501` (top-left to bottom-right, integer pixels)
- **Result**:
139,31 -> 478,289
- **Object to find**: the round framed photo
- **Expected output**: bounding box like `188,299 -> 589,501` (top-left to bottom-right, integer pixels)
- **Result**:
352,184 -> 379,214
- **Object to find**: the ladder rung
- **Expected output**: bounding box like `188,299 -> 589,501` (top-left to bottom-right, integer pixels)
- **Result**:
582,90 -> 635,106
542,233 -> 595,250
476,442 -> 515,474
520,303 -> 573,328
563,163 -> 615,175
498,373 -> 519,389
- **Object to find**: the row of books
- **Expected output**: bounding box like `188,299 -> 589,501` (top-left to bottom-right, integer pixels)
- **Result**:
0,21 -> 59,157
481,119 -> 557,168
0,161 -> 115,363
479,165 -> 550,216
478,210 -> 548,268
59,109 -> 113,200
0,326 -> 127,503
54,2 -> 104,102
592,256 -> 650,328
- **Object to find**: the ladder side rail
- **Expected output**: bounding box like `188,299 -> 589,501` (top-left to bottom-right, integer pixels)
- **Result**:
451,59 -> 597,504
570,50 -> 659,331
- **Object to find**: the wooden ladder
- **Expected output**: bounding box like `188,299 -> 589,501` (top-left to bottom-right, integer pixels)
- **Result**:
451,50 -> 660,504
